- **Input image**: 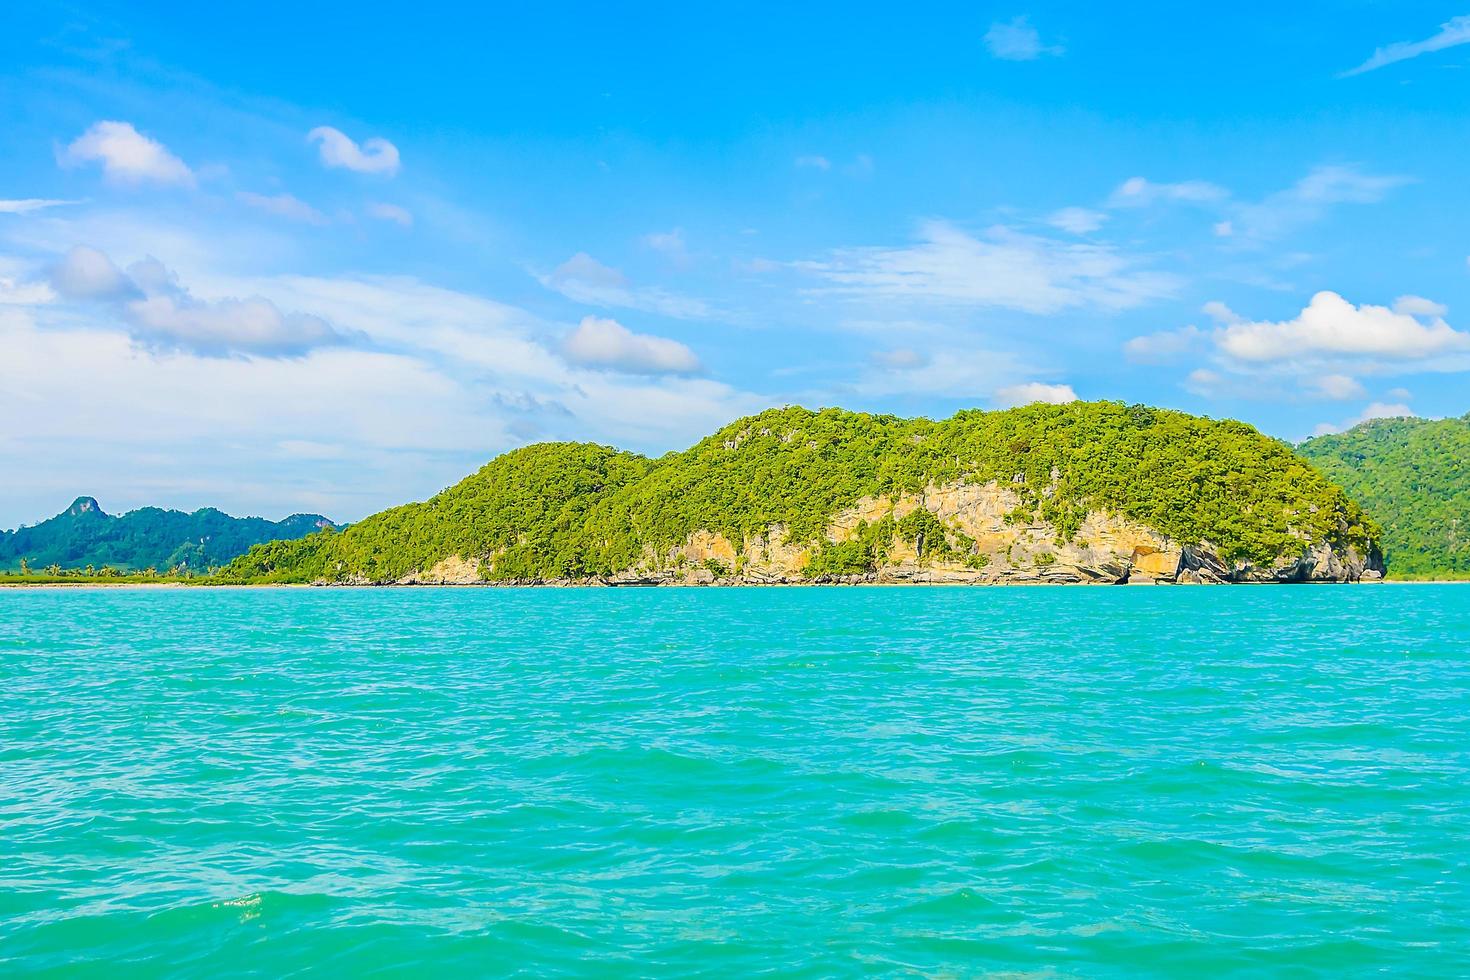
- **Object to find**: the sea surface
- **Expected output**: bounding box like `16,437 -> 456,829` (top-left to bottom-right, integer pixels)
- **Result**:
3,585 -> 1468,977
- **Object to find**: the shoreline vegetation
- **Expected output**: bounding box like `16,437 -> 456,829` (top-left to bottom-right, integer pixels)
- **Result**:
12,401 -> 1470,589
231,401 -> 1386,587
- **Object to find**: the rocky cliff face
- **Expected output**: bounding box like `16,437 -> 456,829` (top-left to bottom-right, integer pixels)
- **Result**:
394,480 -> 1383,586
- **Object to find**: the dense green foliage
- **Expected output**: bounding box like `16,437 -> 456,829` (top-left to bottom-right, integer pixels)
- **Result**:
0,497 -> 333,573
225,444 -> 651,583
226,401 -> 1377,583
1299,415 -> 1470,579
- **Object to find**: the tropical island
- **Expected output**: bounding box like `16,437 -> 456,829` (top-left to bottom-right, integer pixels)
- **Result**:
17,402 -> 1470,588
207,401 -> 1386,587
1299,413 -> 1470,580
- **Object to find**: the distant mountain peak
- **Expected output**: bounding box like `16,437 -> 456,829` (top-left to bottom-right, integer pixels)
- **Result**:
68,496 -> 105,517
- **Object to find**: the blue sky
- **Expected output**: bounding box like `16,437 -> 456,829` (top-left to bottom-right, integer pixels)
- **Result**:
4,3 -> 1470,526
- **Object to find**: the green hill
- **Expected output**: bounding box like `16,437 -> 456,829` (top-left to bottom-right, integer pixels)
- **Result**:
226,401 -> 1381,586
0,497 -> 335,574
1299,414 -> 1470,579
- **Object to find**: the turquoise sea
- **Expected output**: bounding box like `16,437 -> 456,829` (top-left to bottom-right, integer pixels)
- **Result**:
3,585 -> 1468,976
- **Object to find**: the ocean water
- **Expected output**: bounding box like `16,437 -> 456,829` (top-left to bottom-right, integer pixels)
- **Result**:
2,585 -> 1468,977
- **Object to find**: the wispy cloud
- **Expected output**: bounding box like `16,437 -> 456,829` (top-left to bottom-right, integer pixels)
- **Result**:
1229,165 -> 1411,243
984,16 -> 1063,61
365,202 -> 413,226
0,199 -> 79,215
1342,15 -> 1470,76
1107,176 -> 1228,208
796,220 -> 1176,315
541,252 -> 713,319
237,191 -> 327,225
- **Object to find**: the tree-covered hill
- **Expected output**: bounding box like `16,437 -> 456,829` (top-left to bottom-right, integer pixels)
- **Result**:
226,401 -> 1380,585
0,496 -> 335,573
1299,415 -> 1470,579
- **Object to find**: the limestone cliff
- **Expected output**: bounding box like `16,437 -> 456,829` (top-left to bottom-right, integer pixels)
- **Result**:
398,480 -> 1382,586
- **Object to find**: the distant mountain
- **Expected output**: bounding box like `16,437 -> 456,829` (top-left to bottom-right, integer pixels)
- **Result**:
227,401 -> 1381,586
1300,415 -> 1470,579
0,497 -> 335,573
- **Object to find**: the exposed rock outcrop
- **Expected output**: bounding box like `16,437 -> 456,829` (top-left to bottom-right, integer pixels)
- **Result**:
425,480 -> 1383,587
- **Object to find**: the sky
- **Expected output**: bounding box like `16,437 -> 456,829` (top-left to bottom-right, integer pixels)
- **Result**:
4,2 -> 1470,527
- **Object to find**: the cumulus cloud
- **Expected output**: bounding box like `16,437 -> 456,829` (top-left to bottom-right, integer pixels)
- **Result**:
0,199 -> 77,215
984,17 -> 1063,61
796,220 -> 1176,314
307,126 -> 401,176
237,191 -> 327,224
51,245 -> 137,300
60,121 -> 194,186
1107,176 -> 1228,208
1216,290 -> 1470,363
993,382 -> 1077,408
48,245 -> 348,357
365,202 -> 413,226
542,252 -> 712,319
795,155 -> 832,170
1047,207 -> 1107,234
562,315 -> 701,375
1342,15 -> 1470,76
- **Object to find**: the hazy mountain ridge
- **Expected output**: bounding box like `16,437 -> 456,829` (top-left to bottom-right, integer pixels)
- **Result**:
0,497 -> 335,573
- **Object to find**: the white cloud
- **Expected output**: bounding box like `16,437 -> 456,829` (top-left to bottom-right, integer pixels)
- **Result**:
542,252 -> 713,319
562,315 -> 701,375
50,245 -> 136,299
307,126 -> 401,176
1202,300 -> 1241,324
1231,165 -> 1409,243
0,273 -> 54,305
1310,373 -> 1367,400
1343,15 -> 1470,76
1216,290 -> 1470,363
1108,176 -> 1227,208
237,191 -> 327,225
1047,207 -> 1107,234
644,228 -> 689,265
1393,294 -> 1447,317
49,245 -> 348,357
365,202 -> 413,226
853,342 -> 1027,399
795,155 -> 831,171
0,199 -> 77,215
1124,324 -> 1205,363
984,17 -> 1063,61
993,382 -> 1077,408
125,293 -> 343,358
1313,401 -> 1418,437
870,348 -> 927,369
796,220 -> 1176,314
60,121 -> 194,186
